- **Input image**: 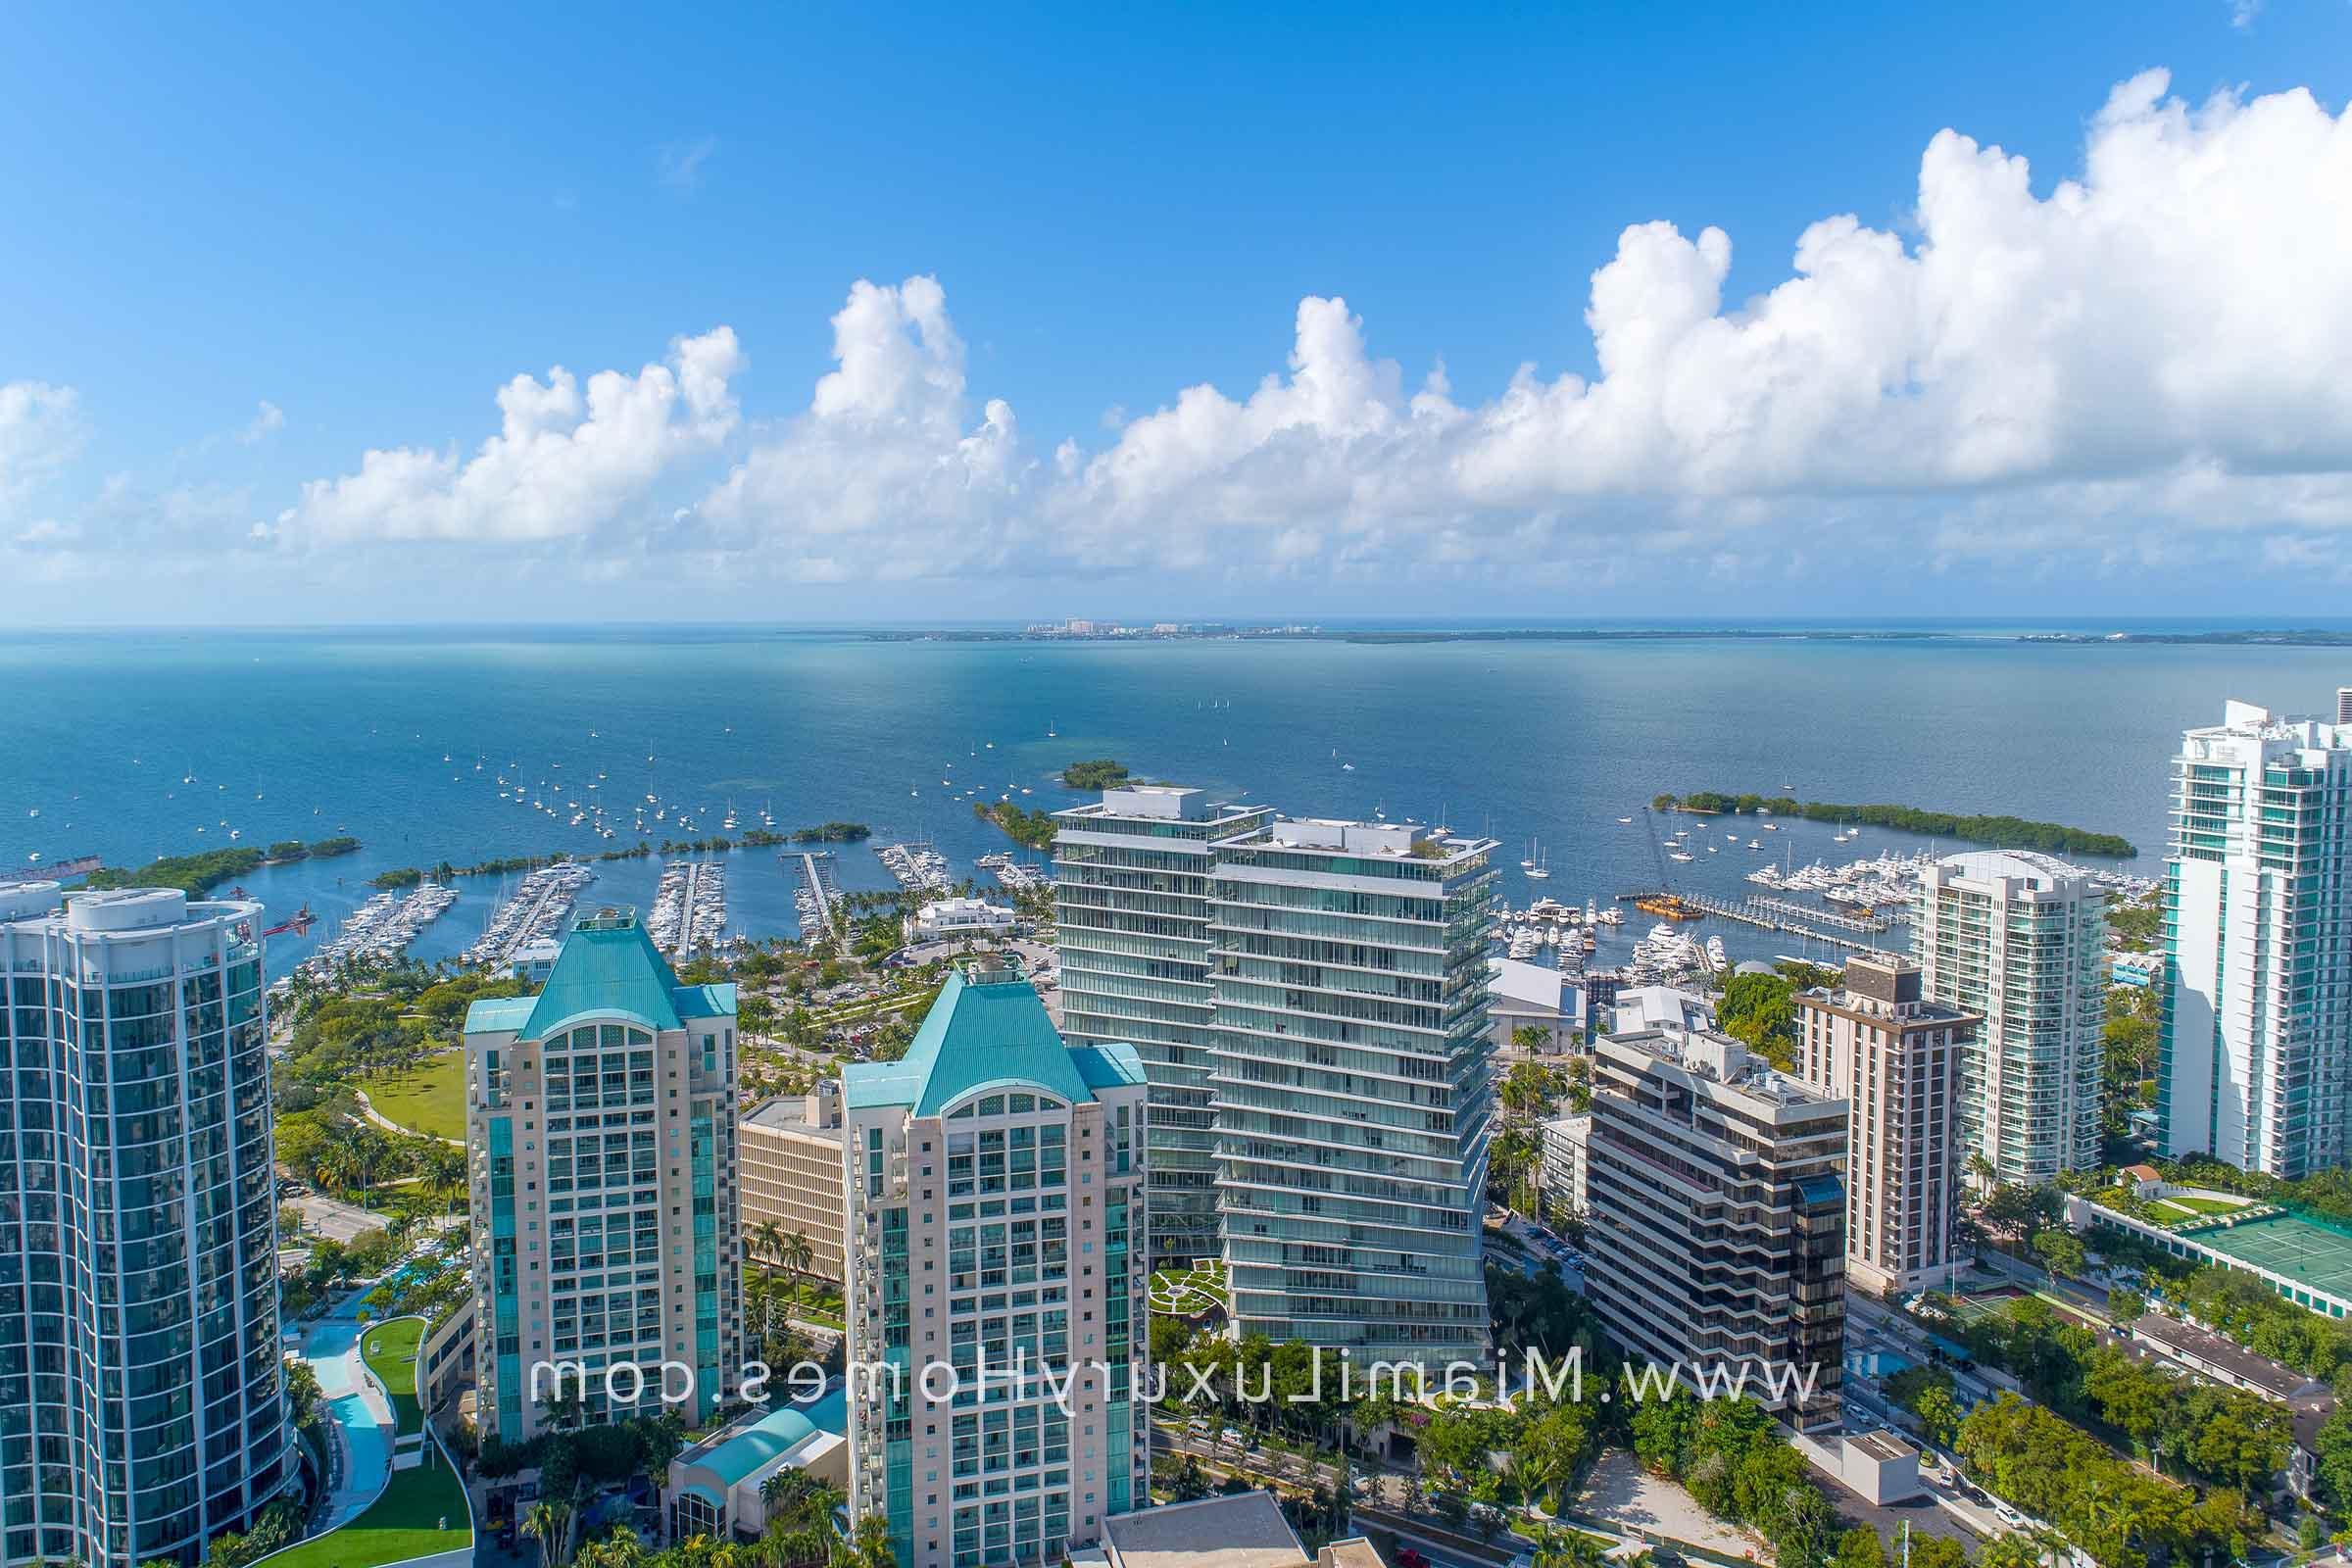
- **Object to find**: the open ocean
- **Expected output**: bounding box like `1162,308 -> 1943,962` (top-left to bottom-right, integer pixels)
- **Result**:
5,622 -> 2350,979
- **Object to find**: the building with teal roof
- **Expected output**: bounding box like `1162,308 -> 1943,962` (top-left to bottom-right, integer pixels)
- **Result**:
667,1381 -> 851,1542
463,907 -> 745,1445
842,957 -> 1150,1568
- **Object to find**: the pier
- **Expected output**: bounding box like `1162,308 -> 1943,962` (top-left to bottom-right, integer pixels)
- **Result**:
792,851 -> 841,939
650,858 -> 729,956
1617,889 -> 1895,955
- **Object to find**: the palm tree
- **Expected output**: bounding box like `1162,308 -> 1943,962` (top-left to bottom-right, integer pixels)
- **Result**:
783,1230 -> 816,1304
425,1145 -> 467,1208
753,1220 -> 786,1277
833,1516 -> 895,1568
522,1500 -> 574,1568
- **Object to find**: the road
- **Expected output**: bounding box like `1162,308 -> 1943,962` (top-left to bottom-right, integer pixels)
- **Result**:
285,1191 -> 396,1245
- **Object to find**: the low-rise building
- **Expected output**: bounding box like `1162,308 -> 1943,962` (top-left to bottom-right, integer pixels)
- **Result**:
1539,1113 -> 1592,1223
906,897 -> 1018,945
1490,956 -> 1577,1052
667,1382 -> 851,1541
741,1083 -> 850,1283
1084,1492 -> 1387,1568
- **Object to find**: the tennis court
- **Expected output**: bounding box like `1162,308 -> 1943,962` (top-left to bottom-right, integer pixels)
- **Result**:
1947,1286 -> 2025,1325
2191,1210 -> 2352,1302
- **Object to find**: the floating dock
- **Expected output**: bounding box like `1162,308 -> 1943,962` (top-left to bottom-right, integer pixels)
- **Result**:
1618,889 -> 1893,954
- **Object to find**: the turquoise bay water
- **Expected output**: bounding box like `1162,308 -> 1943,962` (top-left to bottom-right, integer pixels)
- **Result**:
5,626 -> 2349,979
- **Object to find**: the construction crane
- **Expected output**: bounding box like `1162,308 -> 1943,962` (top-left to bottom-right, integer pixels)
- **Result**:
258,906 -> 316,939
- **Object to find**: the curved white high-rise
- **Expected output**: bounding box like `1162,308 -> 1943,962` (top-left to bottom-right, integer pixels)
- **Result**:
1912,851 -> 2107,1185
0,884 -> 289,1565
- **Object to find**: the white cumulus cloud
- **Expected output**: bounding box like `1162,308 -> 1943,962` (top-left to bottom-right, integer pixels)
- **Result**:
698,277 -> 1027,578
280,329 -> 744,542
0,380 -> 83,510
691,71 -> 2352,584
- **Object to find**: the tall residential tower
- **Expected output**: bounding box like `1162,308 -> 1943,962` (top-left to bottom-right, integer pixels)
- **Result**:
0,884 -> 289,1566
843,956 -> 1150,1568
1794,955 -> 1977,1296
1053,786 -> 1271,1267
463,908 -> 743,1444
1207,817 -> 1498,1368
1911,852 -> 2106,1185
2161,700 -> 2352,1177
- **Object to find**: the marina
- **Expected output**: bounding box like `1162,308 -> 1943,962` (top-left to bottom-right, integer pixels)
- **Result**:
649,858 -> 729,956
295,881 -> 458,975
876,840 -> 953,895
464,861 -> 598,967
977,851 -> 1048,894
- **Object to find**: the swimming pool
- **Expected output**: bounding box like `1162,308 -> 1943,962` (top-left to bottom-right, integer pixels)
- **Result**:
299,1291 -> 393,1532
1845,1349 -> 1917,1380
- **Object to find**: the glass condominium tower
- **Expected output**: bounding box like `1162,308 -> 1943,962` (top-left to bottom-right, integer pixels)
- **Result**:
1207,817 -> 1498,1367
0,884 -> 288,1567
2161,699 -> 2352,1177
1053,786 -> 1271,1267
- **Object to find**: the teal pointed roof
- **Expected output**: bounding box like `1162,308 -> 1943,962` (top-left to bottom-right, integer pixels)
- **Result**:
844,962 -> 1145,1113
462,911 -> 734,1041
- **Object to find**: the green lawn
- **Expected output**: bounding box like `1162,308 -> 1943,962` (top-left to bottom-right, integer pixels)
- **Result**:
270,1313 -> 471,1568
368,1051 -> 467,1141
364,1316 -> 424,1434
266,1456 -> 471,1568
2156,1194 -> 2246,1217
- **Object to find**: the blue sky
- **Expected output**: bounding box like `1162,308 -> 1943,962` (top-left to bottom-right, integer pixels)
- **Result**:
6,1 -> 2351,622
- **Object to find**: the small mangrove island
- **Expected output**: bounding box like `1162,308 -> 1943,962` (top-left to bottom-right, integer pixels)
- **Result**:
1059,759 -> 1132,789
976,800 -> 1059,850
1649,792 -> 2135,858
84,835 -> 366,896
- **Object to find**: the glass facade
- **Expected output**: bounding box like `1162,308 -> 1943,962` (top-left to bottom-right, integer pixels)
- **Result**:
1207,824 -> 1497,1367
2160,714 -> 2352,1178
1054,791 -> 1270,1268
0,888 -> 287,1567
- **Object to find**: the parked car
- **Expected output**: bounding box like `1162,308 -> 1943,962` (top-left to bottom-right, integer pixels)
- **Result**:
1396,1549 -> 1429,1568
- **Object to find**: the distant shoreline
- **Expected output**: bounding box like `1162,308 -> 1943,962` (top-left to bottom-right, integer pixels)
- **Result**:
867,626 -> 2352,648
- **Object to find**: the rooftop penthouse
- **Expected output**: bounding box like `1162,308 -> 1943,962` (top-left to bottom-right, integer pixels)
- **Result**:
1216,815 -> 1500,868
1054,784 -> 1271,833
2180,698 -> 2351,759
1602,1022 -> 1837,1115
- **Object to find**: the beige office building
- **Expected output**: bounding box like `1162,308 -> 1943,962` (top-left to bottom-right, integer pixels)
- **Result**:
463,908 -> 745,1443
1794,955 -> 1979,1297
741,1083 -> 850,1283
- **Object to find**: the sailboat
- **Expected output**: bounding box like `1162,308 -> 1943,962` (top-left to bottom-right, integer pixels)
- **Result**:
1525,840 -> 1550,880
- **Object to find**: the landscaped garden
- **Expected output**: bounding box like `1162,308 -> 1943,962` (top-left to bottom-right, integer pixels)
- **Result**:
1148,1257 -> 1229,1317
2085,1184 -> 2259,1230
269,1315 -> 472,1568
